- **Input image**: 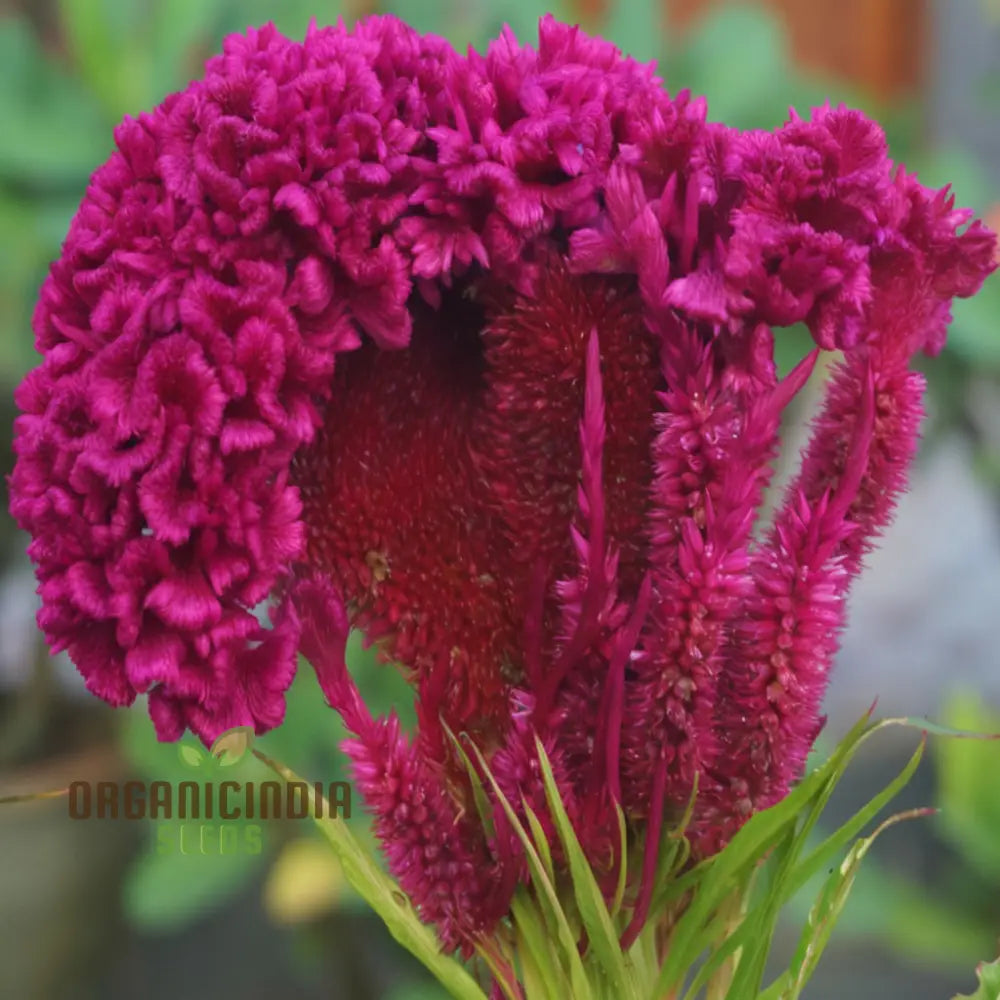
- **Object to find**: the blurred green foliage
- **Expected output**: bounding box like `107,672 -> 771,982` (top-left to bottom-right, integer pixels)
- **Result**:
935,693 -> 1000,886
120,632 -> 417,931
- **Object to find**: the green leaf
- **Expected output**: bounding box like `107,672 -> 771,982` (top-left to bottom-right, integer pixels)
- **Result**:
780,809 -> 933,1000
510,888 -> 567,1000
953,955 -> 1000,1000
463,741 -> 593,1000
522,802 -> 556,887
687,829 -> 793,1000
653,711 -> 887,998
792,859 -> 995,970
442,722 -> 497,840
695,738 -> 926,999
645,834 -> 686,927
535,737 -> 639,999
252,749 -> 487,1000
0,787 -> 69,808
787,737 -> 925,899
888,711 -> 1000,742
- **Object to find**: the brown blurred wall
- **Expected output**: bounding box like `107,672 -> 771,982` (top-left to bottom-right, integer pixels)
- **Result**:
668,0 -> 926,99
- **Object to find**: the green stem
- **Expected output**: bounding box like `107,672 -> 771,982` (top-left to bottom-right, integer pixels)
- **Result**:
0,787 -> 68,806
704,883 -> 753,1000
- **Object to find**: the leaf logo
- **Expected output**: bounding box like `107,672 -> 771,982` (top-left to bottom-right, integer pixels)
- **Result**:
211,726 -> 255,767
177,743 -> 209,770
175,728 -> 254,770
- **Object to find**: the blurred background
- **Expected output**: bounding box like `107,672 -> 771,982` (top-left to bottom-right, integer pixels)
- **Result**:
0,1 -> 998,998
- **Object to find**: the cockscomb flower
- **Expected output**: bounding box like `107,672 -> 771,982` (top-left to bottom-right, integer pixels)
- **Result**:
8,13 -> 996,958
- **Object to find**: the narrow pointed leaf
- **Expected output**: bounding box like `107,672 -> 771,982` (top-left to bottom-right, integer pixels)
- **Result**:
687,736 -> 927,1000
523,802 -> 556,886
535,737 -> 638,998
653,712 -> 877,996
464,742 -> 593,1000
251,750 -> 487,1000
885,716 -> 1000,741
781,810 -> 932,999
443,723 -> 497,839
511,890 -> 568,1000
788,737 -> 925,898
0,787 -> 69,807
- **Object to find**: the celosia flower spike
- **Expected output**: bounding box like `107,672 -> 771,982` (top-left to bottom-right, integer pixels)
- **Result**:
533,328 -> 610,722
619,327 -> 815,822
695,364 -> 878,852
602,573 -> 652,808
491,327 -> 629,869
294,572 -> 509,952
620,743 -> 669,950
794,352 -> 925,578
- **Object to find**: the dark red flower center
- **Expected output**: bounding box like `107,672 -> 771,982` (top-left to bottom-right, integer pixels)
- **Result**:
295,263 -> 662,745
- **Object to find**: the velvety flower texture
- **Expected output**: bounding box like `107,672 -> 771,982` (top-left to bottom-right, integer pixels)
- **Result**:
9,14 -> 996,951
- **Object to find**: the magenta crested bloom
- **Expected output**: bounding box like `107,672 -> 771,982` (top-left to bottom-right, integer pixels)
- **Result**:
8,14 -> 996,952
